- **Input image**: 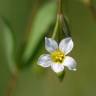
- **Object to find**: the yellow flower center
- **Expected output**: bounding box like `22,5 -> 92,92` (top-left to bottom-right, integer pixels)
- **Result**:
51,50 -> 65,63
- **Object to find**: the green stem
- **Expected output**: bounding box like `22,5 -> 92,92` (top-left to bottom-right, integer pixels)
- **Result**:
52,0 -> 63,39
6,69 -> 19,96
83,0 -> 96,20
52,16 -> 59,39
57,0 -> 62,14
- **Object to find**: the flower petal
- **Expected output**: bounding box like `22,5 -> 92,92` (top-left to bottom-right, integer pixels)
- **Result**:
38,54 -> 52,67
63,56 -> 77,71
45,37 -> 58,53
59,37 -> 74,55
51,63 -> 64,73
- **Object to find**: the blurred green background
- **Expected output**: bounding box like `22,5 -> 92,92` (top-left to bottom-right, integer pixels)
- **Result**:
0,0 -> 96,96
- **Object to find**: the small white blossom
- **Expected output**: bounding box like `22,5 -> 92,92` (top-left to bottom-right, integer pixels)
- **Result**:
38,37 -> 77,73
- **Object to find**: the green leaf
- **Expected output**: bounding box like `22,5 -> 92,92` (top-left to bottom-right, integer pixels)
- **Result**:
22,1 -> 57,65
57,71 -> 66,82
0,17 -> 16,74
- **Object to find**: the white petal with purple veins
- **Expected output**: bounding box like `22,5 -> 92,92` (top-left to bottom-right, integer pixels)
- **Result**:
38,54 -> 52,67
45,37 -> 58,53
63,56 -> 77,71
51,63 -> 64,73
59,37 -> 74,55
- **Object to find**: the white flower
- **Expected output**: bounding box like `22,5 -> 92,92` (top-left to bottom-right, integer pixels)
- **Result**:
37,37 -> 77,73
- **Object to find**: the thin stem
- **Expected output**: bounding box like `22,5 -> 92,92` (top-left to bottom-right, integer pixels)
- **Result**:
57,0 -> 62,14
52,0 -> 63,39
83,0 -> 96,20
89,4 -> 96,20
6,70 -> 19,96
52,16 -> 59,39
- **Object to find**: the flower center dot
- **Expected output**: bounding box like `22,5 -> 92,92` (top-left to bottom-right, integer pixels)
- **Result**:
51,50 -> 65,63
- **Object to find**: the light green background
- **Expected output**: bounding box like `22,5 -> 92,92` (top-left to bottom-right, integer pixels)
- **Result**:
0,0 -> 96,96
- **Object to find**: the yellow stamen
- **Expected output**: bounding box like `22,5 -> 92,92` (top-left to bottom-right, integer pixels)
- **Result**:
51,50 -> 65,63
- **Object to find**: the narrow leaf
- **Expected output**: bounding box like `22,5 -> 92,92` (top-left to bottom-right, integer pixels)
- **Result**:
0,17 -> 16,73
22,1 -> 57,65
